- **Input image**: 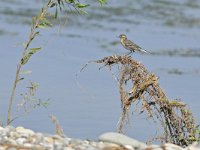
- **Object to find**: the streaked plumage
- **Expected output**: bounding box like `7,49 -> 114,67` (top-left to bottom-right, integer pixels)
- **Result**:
119,34 -> 150,54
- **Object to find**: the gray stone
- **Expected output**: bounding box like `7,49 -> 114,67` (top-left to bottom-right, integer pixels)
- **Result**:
34,133 -> 44,143
0,126 -> 4,131
54,144 -> 64,150
7,148 -> 17,150
124,144 -> 135,150
54,139 -> 64,146
2,136 -> 8,141
4,126 -> 13,134
24,143 -> 34,148
99,132 -> 147,149
9,131 -> 20,139
16,126 -> 34,135
16,137 -> 27,145
163,143 -> 183,150
64,147 -> 75,150
7,138 -> 17,145
147,144 -> 162,150
5,126 -> 15,131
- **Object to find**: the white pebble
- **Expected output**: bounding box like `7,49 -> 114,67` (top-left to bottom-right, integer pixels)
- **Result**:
16,138 -> 27,145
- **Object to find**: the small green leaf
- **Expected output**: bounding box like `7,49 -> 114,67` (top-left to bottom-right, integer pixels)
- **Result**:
57,0 -> 64,10
41,101 -> 50,108
20,70 -> 32,75
99,0 -> 107,5
38,23 -> 46,29
43,18 -> 52,27
21,53 -> 32,65
39,18 -> 52,28
50,2 -> 56,8
65,0 -> 75,3
29,47 -> 42,53
18,77 -> 24,82
75,3 -> 90,8
21,47 -> 42,65
55,5 -> 58,18
34,31 -> 40,36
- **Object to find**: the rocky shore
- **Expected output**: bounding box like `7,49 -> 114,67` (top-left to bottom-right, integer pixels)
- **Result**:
0,126 -> 199,150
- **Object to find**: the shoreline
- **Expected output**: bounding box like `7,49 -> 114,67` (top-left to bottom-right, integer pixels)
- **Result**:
0,126 -> 199,150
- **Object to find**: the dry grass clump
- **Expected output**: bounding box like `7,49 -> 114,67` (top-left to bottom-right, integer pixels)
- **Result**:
81,55 -> 199,146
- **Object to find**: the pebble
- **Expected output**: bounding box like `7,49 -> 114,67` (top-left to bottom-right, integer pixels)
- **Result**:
99,132 -> 147,149
0,126 -> 199,150
16,137 -> 27,144
16,126 -> 34,136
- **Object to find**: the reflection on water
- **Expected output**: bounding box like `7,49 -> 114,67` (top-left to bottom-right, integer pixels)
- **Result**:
0,0 -> 200,141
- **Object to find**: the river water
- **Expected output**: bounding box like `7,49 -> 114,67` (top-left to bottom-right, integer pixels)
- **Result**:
0,0 -> 200,142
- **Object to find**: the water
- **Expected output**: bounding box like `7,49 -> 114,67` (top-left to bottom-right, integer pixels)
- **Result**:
0,0 -> 200,142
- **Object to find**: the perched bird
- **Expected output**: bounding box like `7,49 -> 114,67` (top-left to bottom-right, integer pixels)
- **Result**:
119,34 -> 151,55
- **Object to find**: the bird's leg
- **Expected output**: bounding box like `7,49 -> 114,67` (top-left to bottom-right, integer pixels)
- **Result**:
125,51 -> 132,56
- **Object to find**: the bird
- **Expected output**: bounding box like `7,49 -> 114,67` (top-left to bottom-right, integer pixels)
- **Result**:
119,34 -> 151,55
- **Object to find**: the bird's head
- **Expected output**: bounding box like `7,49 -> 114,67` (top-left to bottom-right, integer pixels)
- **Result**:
119,34 -> 127,40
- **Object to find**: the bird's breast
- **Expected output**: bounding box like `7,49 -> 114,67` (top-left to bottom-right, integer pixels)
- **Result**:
120,39 -> 126,47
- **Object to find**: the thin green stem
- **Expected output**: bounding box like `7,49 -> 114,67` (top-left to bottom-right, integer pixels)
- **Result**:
7,64 -> 22,125
6,0 -> 54,125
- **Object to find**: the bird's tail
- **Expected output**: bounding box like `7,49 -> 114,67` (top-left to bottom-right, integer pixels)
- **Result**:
140,48 -> 151,54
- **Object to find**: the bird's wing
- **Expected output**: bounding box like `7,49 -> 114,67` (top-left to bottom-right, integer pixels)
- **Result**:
125,39 -> 151,54
125,40 -> 142,49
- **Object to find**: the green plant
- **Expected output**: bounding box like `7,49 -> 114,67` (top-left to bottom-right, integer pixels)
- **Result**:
7,0 -> 107,125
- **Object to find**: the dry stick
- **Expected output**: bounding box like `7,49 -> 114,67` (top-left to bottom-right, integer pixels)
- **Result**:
7,0 -> 54,125
118,66 -> 130,133
118,107 -> 128,133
